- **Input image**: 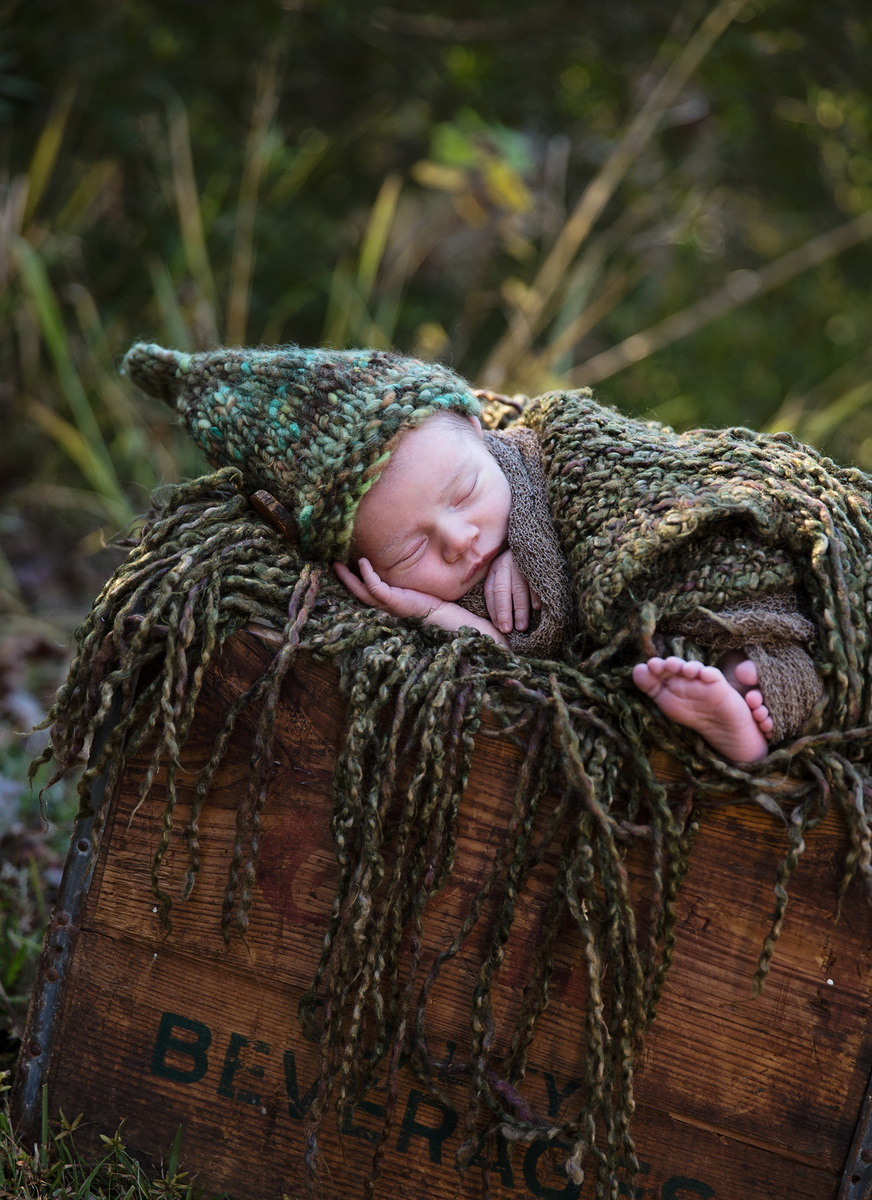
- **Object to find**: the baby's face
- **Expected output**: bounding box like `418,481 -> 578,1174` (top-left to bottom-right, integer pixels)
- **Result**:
352,413 -> 511,602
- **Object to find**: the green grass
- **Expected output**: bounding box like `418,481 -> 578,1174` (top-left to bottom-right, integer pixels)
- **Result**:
0,704 -> 74,1066
0,1090 -> 228,1200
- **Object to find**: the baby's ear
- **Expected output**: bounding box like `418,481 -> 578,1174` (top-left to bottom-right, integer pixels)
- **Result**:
468,414 -> 483,436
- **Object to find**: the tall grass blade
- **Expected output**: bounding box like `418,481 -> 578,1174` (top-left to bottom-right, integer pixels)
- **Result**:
67,282 -> 148,449
13,239 -> 134,524
149,257 -> 193,351
481,0 -> 749,386
321,257 -> 356,348
356,172 -> 402,306
766,345 -> 872,437
28,400 -> 132,527
13,480 -> 130,520
226,51 -> 282,346
570,210 -> 872,386
167,1124 -> 182,1179
23,83 -> 77,229
54,159 -> 120,236
373,206 -> 459,350
321,176 -> 403,348
166,95 -> 219,344
67,281 -> 114,370
78,1151 -> 112,1196
534,191 -> 659,378
533,266 -> 637,384
798,381 -> 872,447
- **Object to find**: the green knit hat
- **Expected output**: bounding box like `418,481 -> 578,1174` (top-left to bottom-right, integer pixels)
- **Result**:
122,343 -> 481,562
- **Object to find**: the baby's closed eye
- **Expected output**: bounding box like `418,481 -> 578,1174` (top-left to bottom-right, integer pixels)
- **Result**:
393,538 -> 427,569
451,475 -> 477,507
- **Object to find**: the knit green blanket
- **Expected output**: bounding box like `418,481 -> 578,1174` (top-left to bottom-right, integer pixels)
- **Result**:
35,388 -> 872,1198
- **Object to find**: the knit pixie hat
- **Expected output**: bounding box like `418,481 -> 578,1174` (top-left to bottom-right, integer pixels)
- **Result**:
122,343 -> 481,562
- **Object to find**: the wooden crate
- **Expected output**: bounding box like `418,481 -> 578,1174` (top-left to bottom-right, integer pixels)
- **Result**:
11,628 -> 872,1199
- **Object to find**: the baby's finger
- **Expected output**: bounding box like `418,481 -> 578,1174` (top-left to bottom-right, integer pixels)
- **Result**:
485,568 -> 514,634
334,562 -> 375,606
512,574 -> 530,631
357,557 -> 389,597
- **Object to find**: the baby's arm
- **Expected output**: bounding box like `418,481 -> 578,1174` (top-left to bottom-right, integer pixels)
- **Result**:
334,560 -> 509,647
483,549 -> 540,635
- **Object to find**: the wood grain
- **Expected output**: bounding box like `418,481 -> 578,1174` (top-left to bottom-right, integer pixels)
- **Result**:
14,629 -> 872,1199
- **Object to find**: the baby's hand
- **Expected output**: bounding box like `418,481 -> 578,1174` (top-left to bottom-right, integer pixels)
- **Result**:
334,559 -> 443,620
334,559 -> 510,647
483,549 -> 540,635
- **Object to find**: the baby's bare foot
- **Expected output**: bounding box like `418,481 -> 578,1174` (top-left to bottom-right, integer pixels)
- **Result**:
632,656 -> 769,762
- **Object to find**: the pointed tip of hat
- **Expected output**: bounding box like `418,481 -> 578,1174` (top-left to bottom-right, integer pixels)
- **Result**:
122,343 -> 192,406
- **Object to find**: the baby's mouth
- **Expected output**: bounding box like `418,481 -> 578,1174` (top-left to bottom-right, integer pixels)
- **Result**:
462,548 -> 497,587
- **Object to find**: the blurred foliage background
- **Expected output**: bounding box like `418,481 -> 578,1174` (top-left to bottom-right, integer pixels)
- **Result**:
1,0 -> 872,1135
3,0 -> 872,600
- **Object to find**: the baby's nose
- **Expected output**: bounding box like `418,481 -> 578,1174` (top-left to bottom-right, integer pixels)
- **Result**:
442,517 -> 476,561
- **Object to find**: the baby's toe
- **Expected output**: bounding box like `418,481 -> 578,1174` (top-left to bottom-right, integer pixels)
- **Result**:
633,662 -> 648,684
733,659 -> 760,689
749,701 -> 773,733
698,663 -> 722,684
633,663 -> 658,694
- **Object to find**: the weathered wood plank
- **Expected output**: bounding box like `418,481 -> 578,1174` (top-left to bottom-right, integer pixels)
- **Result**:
39,921 -> 845,1200
642,793 -> 872,1158
13,629 -> 872,1199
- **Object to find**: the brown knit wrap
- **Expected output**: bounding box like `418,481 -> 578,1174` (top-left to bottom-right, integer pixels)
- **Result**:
668,592 -> 824,741
465,408 -> 822,740
457,427 -> 575,659
749,644 -> 825,741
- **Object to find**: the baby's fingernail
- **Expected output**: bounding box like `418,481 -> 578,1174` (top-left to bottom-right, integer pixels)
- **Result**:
500,620 -> 511,633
